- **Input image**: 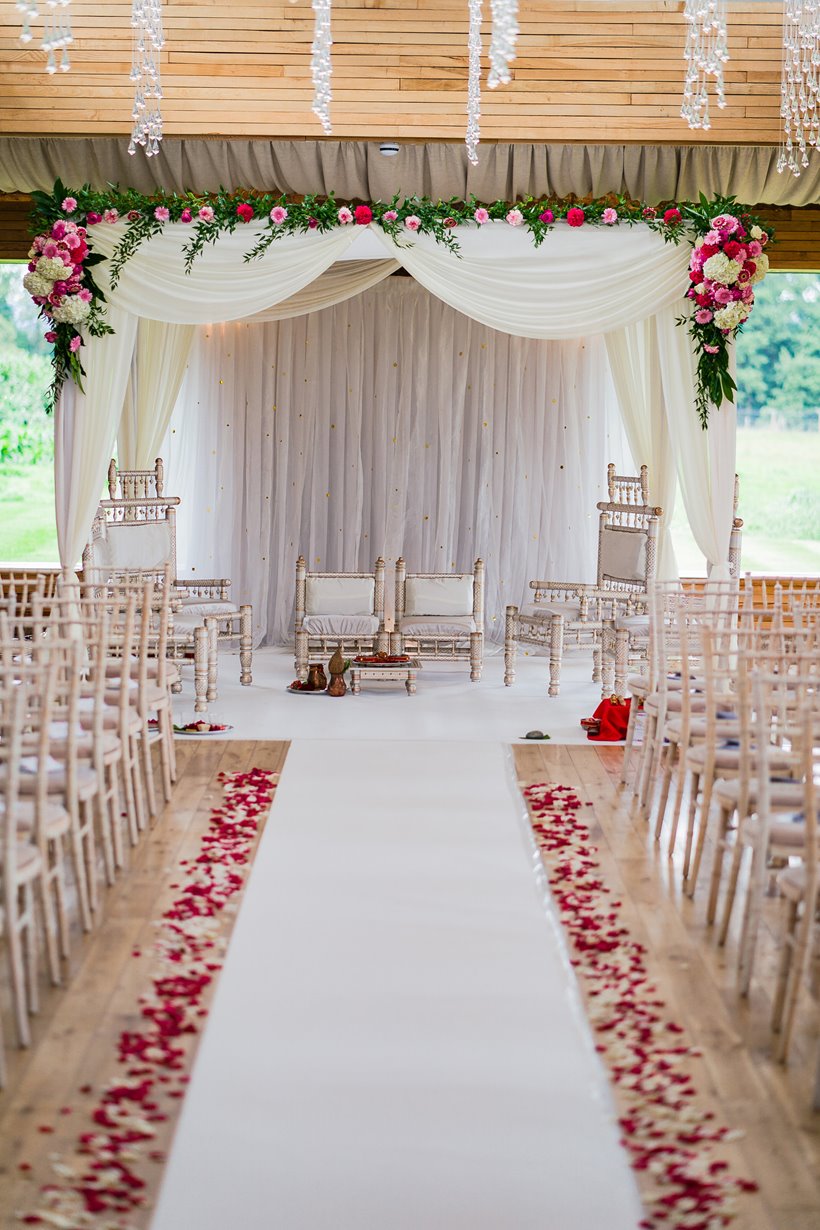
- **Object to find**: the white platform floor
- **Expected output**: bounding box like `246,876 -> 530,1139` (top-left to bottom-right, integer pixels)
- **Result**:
170,644 -> 611,745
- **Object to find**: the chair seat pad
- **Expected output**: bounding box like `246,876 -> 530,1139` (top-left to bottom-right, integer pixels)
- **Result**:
302,613 -> 380,637
645,691 -> 706,716
177,599 -> 239,618
685,743 -> 792,773
0,798 -> 71,835
777,865 -> 810,899
713,777 -> 804,809
614,614 -> 650,632
520,602 -> 580,622
399,615 -> 476,636
742,814 -> 808,853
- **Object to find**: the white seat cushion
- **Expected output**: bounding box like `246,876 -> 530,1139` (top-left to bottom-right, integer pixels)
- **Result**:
399,615 -> 476,637
89,521 -> 173,571
614,614 -> 650,632
302,613 -> 379,637
305,577 -> 375,616
177,599 -> 239,618
520,601 -> 581,620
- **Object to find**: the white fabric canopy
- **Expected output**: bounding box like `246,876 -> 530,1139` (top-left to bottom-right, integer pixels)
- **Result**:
57,217 -> 731,592
163,279 -> 630,644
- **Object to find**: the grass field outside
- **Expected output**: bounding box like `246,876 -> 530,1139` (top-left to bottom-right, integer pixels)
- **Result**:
0,427 -> 818,574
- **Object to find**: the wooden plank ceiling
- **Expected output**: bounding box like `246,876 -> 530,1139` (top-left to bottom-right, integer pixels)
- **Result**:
0,1 -> 787,144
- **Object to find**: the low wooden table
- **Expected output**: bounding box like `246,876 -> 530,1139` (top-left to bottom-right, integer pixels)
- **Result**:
350,658 -> 421,695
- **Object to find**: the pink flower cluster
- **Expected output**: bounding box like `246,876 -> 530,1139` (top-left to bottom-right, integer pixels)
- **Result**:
23,216 -> 94,338
686,212 -> 769,334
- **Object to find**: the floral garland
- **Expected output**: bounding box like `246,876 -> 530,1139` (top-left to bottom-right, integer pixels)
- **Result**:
17,768 -> 277,1229
26,180 -> 773,427
524,782 -> 759,1229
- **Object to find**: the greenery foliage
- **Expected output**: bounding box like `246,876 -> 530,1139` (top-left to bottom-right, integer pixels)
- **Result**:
735,273 -> 820,431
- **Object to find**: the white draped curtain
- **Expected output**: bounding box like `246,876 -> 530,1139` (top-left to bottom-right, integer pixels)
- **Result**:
162,279 -> 631,644
56,219 -> 734,623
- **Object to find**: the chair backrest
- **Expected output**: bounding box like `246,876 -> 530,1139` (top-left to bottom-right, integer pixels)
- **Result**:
295,556 -> 386,622
394,558 -> 484,630
595,463 -> 663,594
83,458 -> 181,584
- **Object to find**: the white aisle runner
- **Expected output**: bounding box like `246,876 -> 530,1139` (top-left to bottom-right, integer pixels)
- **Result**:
151,741 -> 642,1230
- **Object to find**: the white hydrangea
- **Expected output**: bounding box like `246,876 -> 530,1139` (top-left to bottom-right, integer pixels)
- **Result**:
702,253 -> 741,285
35,254 -> 72,281
713,301 -> 750,330
750,251 -> 769,284
50,295 -> 91,324
22,271 -> 54,297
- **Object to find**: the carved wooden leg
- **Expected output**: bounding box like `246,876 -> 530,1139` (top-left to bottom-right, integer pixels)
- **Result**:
295,630 -> 308,682
205,617 -> 219,703
592,642 -> 602,685
504,605 -> 517,686
548,614 -> 564,697
469,633 -> 482,682
614,626 -> 629,696
194,625 -> 208,714
389,630 -> 402,655
239,605 -> 253,685
376,629 -> 390,654
351,668 -> 361,695
406,668 -> 417,695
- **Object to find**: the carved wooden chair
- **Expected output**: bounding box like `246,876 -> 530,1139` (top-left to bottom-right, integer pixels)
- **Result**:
391,558 -> 484,681
504,464 -> 662,697
294,555 -> 387,680
600,473 -> 743,700
83,458 -> 253,714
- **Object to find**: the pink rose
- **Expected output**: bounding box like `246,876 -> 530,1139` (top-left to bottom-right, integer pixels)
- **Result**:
539,209 -> 554,224
61,196 -> 77,213
86,211 -> 102,225
103,208 -> 119,224
269,205 -> 288,224
382,210 -> 398,222
51,221 -> 66,240
78,288 -> 92,302
54,281 -> 68,295
474,207 -> 490,225
704,344 -> 720,354
354,205 -> 373,225
154,206 -> 170,222
236,203 -> 254,223
404,215 -> 421,231
69,335 -> 83,352
198,206 -> 215,222
308,217 -> 318,229
602,208 -> 618,225
443,216 -> 457,228
506,208 -> 524,226
337,206 -> 353,224
180,208 -> 192,223
44,330 -> 57,343
567,207 -> 585,227
695,309 -> 713,324
642,206 -> 657,219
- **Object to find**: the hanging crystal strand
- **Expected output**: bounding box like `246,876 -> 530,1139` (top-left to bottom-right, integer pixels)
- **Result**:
680,0 -> 728,130
487,0 -> 519,89
311,0 -> 333,135
778,0 -> 820,176
465,0 -> 483,165
129,1 -> 165,158
19,0 -> 73,73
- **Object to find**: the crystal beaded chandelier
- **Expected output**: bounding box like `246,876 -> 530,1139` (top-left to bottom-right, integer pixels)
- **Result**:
17,0 -> 73,74
680,0 -> 728,129
778,0 -> 820,175
129,0 -> 165,158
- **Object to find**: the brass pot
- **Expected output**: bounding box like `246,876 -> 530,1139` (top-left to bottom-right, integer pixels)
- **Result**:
307,663 -> 327,691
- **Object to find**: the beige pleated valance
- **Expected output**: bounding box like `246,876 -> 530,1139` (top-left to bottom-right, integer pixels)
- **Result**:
2,137 -> 819,208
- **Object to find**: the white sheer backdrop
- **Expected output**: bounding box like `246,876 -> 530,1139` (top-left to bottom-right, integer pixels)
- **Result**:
162,279 -> 632,645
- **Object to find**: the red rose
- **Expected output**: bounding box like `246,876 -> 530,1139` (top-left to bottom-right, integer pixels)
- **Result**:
663,207 -> 681,225
443,216 -> 457,228
354,205 -> 373,225
743,260 -> 756,278
127,210 -> 140,222
689,268 -> 702,282
695,293 -> 712,307
723,240 -> 742,259
86,211 -> 102,225
236,203 -> 254,223
308,216 -> 318,229
699,243 -> 719,260
642,206 -> 657,219
566,207 -> 585,227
